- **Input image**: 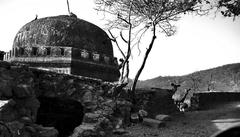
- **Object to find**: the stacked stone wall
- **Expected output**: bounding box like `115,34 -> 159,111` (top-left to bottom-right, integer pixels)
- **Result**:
0,61 -> 131,137
190,92 -> 240,110
135,89 -> 178,117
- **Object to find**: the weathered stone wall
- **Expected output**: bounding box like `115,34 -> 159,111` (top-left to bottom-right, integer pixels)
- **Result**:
0,61 -> 131,137
135,89 -> 178,118
190,92 -> 240,110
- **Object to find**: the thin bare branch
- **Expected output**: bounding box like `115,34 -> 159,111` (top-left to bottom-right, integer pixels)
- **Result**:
120,31 -> 128,43
108,30 -> 126,59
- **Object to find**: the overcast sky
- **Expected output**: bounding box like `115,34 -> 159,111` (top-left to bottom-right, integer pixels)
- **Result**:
0,0 -> 240,80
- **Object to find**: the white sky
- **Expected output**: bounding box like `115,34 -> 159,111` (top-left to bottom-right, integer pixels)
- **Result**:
0,0 -> 240,80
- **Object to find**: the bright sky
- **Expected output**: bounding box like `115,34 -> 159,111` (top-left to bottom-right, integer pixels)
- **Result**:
0,0 -> 240,80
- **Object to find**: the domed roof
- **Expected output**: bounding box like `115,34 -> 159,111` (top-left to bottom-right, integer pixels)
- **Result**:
13,15 -> 113,56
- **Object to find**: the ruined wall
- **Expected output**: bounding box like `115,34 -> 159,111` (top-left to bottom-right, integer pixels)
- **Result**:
135,89 -> 178,118
0,61 -> 131,137
190,92 -> 240,110
71,47 -> 119,81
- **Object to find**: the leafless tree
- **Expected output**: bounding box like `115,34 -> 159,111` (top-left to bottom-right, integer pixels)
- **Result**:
95,0 -> 210,101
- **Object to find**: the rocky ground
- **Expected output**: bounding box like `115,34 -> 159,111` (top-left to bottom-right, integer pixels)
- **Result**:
114,101 -> 240,137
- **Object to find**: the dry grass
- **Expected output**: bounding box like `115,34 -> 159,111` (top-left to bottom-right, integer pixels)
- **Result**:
115,101 -> 240,137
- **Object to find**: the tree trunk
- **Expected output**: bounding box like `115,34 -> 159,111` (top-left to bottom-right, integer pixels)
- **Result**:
131,25 -> 157,103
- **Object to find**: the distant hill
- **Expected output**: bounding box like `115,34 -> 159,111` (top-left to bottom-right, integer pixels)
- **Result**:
134,63 -> 240,93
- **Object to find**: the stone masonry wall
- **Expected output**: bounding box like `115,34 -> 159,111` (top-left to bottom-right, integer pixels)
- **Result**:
190,92 -> 240,110
135,89 -> 179,118
0,61 -> 132,137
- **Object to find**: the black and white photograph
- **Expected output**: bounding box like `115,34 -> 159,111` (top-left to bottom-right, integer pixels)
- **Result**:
0,0 -> 240,137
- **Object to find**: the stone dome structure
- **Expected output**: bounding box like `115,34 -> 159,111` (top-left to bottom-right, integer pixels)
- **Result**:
10,15 -> 120,81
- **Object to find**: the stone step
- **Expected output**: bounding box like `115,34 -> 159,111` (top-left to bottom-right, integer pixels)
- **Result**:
155,114 -> 171,121
142,118 -> 166,128
113,128 -> 129,135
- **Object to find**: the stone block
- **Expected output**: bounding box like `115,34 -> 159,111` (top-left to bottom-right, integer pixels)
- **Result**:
13,84 -> 33,98
38,127 -> 58,137
155,114 -> 171,121
71,123 -> 96,137
82,91 -> 93,103
142,118 -> 166,128
113,128 -> 128,135
83,113 -> 101,123
130,113 -> 139,123
138,109 -> 148,117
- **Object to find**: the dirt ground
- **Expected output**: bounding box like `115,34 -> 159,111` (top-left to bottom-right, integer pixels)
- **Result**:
118,101 -> 240,137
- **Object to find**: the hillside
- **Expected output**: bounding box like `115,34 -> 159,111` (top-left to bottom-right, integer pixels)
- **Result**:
135,63 -> 240,93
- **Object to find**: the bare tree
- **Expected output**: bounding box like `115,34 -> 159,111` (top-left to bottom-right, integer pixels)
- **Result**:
95,0 -> 209,101
108,26 -> 131,84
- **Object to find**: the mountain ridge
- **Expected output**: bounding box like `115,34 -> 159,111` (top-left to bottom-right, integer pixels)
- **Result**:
133,63 -> 240,93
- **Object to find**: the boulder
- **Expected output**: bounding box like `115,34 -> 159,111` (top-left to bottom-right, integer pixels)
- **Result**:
142,118 -> 166,128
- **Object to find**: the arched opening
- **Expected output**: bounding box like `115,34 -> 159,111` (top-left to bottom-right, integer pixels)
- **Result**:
36,97 -> 84,137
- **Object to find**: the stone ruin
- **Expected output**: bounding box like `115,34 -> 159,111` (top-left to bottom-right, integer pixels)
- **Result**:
0,14 -> 199,136
190,91 -> 240,110
0,61 -> 132,137
4,15 -> 119,82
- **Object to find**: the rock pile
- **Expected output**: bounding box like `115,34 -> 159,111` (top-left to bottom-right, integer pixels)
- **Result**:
0,62 -> 57,137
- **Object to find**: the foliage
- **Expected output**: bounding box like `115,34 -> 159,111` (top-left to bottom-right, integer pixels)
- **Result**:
203,0 -> 240,19
218,0 -> 240,18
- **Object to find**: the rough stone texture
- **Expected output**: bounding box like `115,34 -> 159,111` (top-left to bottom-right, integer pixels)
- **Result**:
8,15 -> 120,82
83,113 -> 101,123
190,92 -> 240,110
135,89 -> 179,118
0,120 -> 58,137
155,114 -> 171,121
138,109 -> 148,118
14,15 -> 113,55
130,113 -> 140,123
0,61 -> 131,137
142,118 -> 166,128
